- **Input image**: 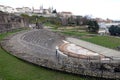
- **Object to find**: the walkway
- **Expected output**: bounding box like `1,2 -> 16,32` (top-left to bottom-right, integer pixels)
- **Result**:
66,37 -> 120,60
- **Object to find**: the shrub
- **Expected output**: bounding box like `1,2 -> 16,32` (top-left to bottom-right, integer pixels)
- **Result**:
87,20 -> 99,33
109,25 -> 120,36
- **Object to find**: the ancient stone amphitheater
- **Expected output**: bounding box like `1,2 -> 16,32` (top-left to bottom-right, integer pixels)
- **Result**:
1,29 -> 120,79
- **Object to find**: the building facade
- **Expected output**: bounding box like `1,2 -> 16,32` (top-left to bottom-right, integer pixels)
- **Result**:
0,5 -> 5,12
58,12 -> 72,18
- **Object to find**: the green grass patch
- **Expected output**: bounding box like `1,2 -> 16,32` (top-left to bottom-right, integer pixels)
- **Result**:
82,36 -> 120,49
0,28 -> 27,41
62,31 -> 86,36
0,30 -> 95,80
44,22 -> 59,30
61,30 -> 90,37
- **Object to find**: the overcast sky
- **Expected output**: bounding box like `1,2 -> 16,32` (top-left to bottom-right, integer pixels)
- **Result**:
0,0 -> 120,20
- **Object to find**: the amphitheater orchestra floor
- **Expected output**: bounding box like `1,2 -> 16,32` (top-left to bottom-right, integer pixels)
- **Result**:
58,40 -> 111,60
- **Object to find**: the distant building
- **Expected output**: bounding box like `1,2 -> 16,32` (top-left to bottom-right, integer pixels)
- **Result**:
16,8 -> 25,13
95,18 -> 113,23
0,5 -> 5,12
0,5 -> 14,13
32,7 -> 41,14
5,6 -> 14,13
58,11 -> 72,18
15,7 -> 32,14
22,7 -> 32,13
43,9 -> 50,14
32,6 -> 53,14
106,18 -> 113,23
95,18 -> 105,23
0,4 -> 56,17
31,6 -> 56,17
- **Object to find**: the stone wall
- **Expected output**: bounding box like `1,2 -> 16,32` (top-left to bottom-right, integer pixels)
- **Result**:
0,11 -> 28,33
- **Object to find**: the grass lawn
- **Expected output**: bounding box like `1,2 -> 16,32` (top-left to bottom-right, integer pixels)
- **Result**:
0,30 -> 95,80
82,36 -> 120,49
44,22 -> 59,30
61,30 -> 89,37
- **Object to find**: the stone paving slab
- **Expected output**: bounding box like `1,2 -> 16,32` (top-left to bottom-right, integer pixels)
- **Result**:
66,37 -> 120,59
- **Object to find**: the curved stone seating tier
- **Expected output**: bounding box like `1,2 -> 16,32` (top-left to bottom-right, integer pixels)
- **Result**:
1,29 -> 120,79
21,29 -> 63,49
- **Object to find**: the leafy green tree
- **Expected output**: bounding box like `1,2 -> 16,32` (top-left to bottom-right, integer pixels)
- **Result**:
87,20 -> 99,33
20,14 -> 30,24
109,25 -> 120,36
47,17 -> 62,27
38,16 -> 47,23
21,14 -> 30,18
29,15 -> 38,23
